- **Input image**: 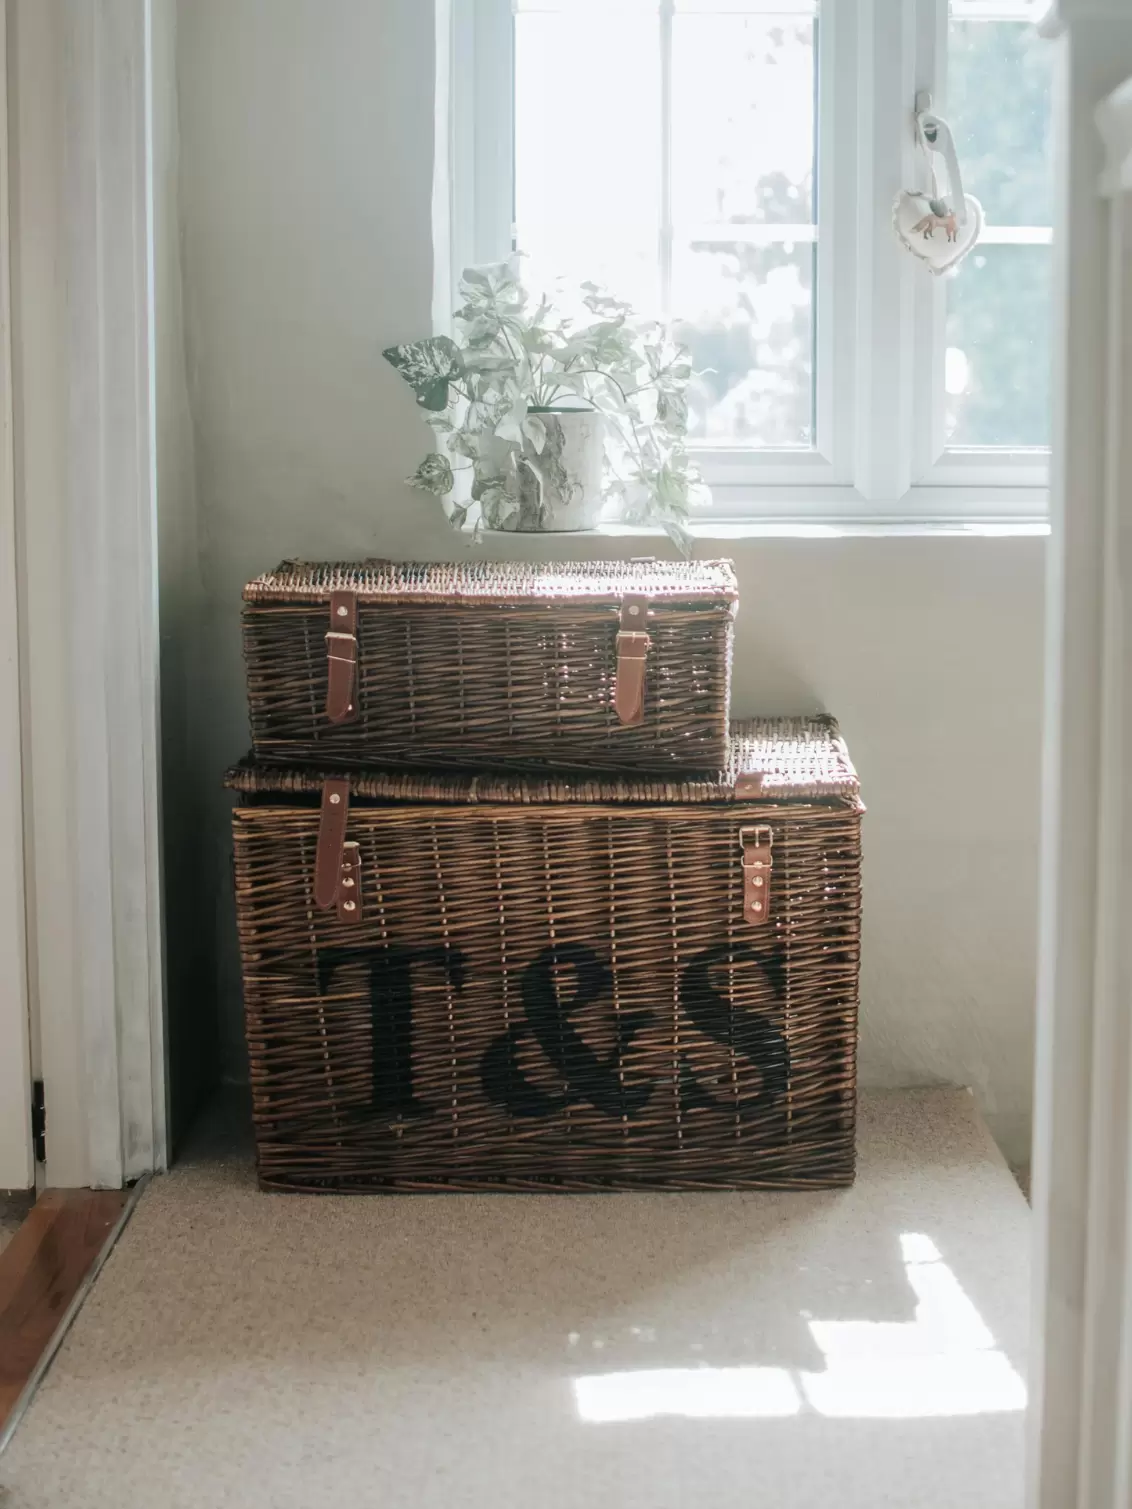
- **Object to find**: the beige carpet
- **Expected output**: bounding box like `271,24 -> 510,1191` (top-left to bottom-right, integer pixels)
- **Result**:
0,1089 -> 1029,1509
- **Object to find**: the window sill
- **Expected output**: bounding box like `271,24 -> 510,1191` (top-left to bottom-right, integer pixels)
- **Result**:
476,490 -> 1051,544
480,514 -> 1049,544
592,517 -> 1050,542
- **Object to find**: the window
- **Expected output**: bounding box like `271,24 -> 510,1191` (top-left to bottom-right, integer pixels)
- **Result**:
450,0 -> 1053,522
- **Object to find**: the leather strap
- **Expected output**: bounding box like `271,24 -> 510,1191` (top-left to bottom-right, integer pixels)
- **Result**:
740,826 -> 774,927
734,771 -> 765,798
614,595 -> 651,726
325,590 -> 358,724
315,779 -> 351,909
337,842 -> 363,925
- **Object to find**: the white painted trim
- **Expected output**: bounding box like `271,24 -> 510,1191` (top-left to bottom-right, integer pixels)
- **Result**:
0,0 -> 33,1193
952,0 -> 1045,15
451,0 -> 511,282
12,0 -> 80,1187
978,225 -> 1055,243
1027,16 -> 1132,1507
815,0 -> 856,477
63,0 -> 167,1185
432,0 -> 455,336
911,0 -> 950,481
659,0 -> 674,319
925,447 -> 1051,487
1042,0 -> 1132,29
700,480 -> 1048,521
1098,76 -> 1132,192
1072,121 -> 1132,1509
12,0 -> 167,1188
589,517 -> 1049,540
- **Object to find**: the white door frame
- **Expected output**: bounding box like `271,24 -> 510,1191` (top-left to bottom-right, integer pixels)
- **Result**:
10,0 -> 167,1190
1028,3 -> 1132,1505
0,0 -> 33,1194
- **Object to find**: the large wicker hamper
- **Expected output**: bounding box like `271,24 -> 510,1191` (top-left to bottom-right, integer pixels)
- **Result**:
242,559 -> 737,773
227,716 -> 863,1192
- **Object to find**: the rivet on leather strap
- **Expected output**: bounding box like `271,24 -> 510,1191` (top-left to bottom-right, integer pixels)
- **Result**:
337,842 -> 363,925
739,825 -> 774,927
315,779 -> 352,909
325,590 -> 358,724
614,595 -> 651,726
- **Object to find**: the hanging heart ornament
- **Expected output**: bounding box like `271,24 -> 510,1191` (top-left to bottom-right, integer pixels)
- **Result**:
893,109 -> 982,276
893,189 -> 983,274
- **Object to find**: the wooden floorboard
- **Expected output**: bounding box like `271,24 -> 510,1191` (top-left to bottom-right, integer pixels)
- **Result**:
0,1189 -> 128,1429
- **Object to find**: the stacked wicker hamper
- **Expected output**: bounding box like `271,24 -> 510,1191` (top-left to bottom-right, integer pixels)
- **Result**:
228,560 -> 863,1191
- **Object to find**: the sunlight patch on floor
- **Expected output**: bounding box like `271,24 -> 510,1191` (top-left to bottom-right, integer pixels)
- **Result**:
574,1232 -> 1027,1423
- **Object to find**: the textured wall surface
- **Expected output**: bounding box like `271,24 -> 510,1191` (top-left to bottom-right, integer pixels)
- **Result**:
170,0 -> 1043,1163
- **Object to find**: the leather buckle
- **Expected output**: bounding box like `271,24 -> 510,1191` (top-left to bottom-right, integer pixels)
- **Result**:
615,630 -> 651,656
739,825 -> 774,927
325,591 -> 358,723
614,596 -> 651,725
325,631 -> 357,661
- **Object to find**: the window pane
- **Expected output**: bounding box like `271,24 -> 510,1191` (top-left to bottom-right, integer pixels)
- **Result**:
513,0 -> 820,451
514,10 -> 660,310
945,9 -> 1053,452
673,239 -> 814,445
945,245 -> 1051,447
947,18 -> 1053,226
672,13 -> 816,228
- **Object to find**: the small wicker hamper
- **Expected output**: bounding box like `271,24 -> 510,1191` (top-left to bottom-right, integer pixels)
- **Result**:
242,559 -> 737,773
227,716 -> 863,1193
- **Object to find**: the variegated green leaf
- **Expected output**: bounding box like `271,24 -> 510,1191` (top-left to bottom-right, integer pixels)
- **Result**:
406,452 -> 455,497
383,335 -> 462,412
521,414 -> 547,454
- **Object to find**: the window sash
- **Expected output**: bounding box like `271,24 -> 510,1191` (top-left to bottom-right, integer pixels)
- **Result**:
916,7 -> 1053,478
449,0 -> 1050,521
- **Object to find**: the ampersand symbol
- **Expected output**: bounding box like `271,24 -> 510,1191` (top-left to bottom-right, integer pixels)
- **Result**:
481,943 -> 654,1119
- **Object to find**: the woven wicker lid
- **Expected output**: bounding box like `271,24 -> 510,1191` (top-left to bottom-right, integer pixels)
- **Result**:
243,558 -> 739,606
226,716 -> 861,809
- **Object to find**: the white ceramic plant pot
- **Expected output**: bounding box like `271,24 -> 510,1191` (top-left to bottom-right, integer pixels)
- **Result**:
511,408 -> 605,532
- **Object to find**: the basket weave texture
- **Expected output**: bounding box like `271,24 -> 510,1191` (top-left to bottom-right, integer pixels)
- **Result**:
242,559 -> 737,773
228,716 -> 862,1192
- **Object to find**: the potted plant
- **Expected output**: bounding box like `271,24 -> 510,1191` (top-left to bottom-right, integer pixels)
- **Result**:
383,261 -> 709,552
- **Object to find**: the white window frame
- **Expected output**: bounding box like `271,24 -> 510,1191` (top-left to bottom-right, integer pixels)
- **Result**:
447,0 -> 1051,524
